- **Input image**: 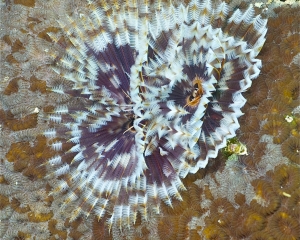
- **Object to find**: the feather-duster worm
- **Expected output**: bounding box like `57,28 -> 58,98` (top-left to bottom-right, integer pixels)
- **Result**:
43,0 -> 267,227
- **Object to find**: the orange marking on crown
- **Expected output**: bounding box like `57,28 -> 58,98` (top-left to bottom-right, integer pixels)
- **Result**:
185,75 -> 204,108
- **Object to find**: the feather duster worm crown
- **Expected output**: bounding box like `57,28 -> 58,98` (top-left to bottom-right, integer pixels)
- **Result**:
44,0 -> 267,228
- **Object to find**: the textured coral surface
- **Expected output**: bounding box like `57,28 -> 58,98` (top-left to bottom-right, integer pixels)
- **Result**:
0,0 -> 299,239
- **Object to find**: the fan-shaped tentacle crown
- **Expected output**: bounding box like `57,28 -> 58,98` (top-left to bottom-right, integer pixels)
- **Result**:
44,0 -> 267,228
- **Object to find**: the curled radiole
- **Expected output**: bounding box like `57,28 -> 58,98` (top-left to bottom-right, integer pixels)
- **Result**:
43,0 -> 267,227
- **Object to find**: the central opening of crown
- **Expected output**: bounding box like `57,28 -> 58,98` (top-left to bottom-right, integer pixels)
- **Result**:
185,75 -> 204,108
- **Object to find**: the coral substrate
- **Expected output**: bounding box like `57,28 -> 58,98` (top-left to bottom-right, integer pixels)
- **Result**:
0,0 -> 299,239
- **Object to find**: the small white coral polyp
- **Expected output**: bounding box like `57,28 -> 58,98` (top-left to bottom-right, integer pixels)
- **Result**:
44,0 -> 267,227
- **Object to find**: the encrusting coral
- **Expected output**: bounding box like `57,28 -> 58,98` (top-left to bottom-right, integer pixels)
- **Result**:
157,216 -> 179,240
232,207 -> 266,237
287,188 -> 300,218
0,0 -> 299,239
271,164 -> 300,199
250,180 -> 281,216
281,136 -> 300,164
268,210 -> 300,240
261,115 -> 291,144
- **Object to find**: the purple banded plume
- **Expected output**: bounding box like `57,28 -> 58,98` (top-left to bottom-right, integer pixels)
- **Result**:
44,0 -> 267,228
